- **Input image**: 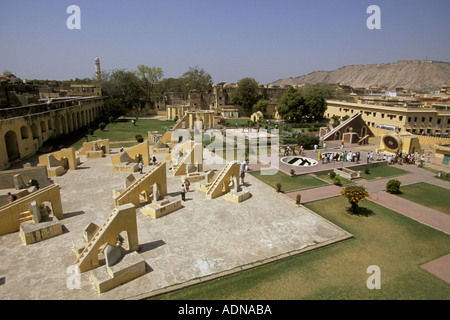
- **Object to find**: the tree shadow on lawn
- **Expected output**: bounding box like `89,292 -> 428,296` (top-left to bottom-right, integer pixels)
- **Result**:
346,206 -> 375,217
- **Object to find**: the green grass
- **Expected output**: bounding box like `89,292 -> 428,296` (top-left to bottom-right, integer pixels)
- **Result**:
361,165 -> 410,180
224,118 -> 252,127
395,182 -> 450,215
68,118 -> 175,150
150,197 -> 450,300
316,173 -> 354,186
249,170 -> 328,192
422,166 -> 450,182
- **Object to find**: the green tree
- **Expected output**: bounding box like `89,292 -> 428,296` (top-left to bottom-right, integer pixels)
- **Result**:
386,179 -> 402,194
341,185 -> 369,213
296,132 -> 319,149
101,69 -> 144,114
304,88 -> 327,120
136,65 -> 164,106
180,66 -> 213,93
277,86 -> 304,121
253,99 -> 269,113
158,77 -> 187,94
101,98 -> 127,120
299,83 -> 353,101
232,78 -> 262,116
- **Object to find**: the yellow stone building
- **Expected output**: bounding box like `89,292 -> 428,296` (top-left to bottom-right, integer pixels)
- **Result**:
0,97 -> 104,170
167,105 -> 215,130
325,100 -> 450,136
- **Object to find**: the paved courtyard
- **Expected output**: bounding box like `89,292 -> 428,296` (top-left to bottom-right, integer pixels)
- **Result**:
0,149 -> 351,300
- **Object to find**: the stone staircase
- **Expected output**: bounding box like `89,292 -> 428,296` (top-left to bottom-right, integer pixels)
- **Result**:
75,208 -> 119,272
19,204 -> 49,224
172,147 -> 194,176
206,162 -> 239,199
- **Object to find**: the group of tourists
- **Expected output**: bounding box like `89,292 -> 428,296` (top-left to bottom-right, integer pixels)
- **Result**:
383,151 -> 429,165
282,145 -> 298,156
364,151 -> 428,165
135,154 -> 157,174
317,150 -> 361,164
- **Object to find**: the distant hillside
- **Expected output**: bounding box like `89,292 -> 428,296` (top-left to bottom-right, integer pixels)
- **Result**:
270,60 -> 450,92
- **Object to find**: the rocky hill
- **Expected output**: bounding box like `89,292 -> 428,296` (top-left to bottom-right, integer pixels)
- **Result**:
270,60 -> 450,92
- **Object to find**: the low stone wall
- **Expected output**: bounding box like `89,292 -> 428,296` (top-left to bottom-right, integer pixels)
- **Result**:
0,166 -> 51,190
305,160 -> 389,178
141,198 -> 182,219
19,217 -> 62,245
0,183 -> 63,235
89,251 -> 146,293
334,167 -> 361,180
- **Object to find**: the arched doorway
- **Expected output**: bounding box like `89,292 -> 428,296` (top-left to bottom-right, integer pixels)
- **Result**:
72,114 -> 77,132
20,126 -> 29,140
361,127 -> 367,137
5,130 -> 20,162
31,123 -> 39,140
334,131 -> 340,140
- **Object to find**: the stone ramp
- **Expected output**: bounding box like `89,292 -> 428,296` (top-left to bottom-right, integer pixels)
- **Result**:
206,162 -> 240,199
75,204 -> 139,273
114,162 -> 167,207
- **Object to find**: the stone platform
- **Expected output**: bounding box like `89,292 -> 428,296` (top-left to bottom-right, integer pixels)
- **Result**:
0,149 -> 351,299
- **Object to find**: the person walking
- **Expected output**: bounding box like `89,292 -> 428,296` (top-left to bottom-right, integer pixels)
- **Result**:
180,184 -> 186,201
240,169 -> 245,185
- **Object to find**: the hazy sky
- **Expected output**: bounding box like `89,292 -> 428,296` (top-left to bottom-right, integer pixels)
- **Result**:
1,0 -> 449,84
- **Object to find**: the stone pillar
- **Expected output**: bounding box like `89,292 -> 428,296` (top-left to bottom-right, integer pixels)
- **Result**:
28,200 -> 41,224
153,183 -> 159,202
232,176 -> 239,193
189,113 -> 194,129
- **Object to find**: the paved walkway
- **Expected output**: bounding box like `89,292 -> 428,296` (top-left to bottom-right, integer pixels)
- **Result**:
421,253 -> 450,284
283,162 -> 450,234
242,138 -> 450,284
0,150 -> 352,300
280,161 -> 450,284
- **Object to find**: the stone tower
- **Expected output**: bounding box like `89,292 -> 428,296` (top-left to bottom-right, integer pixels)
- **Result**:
95,57 -> 101,81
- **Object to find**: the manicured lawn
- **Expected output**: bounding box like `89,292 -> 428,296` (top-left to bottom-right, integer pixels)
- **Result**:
150,197 -> 450,300
360,165 -> 410,180
249,170 -> 328,192
422,166 -> 450,182
316,173 -> 354,186
225,118 -> 252,127
396,182 -> 450,215
68,118 -> 175,150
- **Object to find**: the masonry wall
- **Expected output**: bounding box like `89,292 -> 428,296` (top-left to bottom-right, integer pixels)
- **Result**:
326,100 -> 450,136
0,97 -> 104,170
0,183 -> 63,235
111,141 -> 150,166
0,166 -> 51,190
371,127 -> 450,147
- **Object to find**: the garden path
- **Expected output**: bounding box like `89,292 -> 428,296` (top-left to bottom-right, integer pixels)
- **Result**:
281,162 -> 450,284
